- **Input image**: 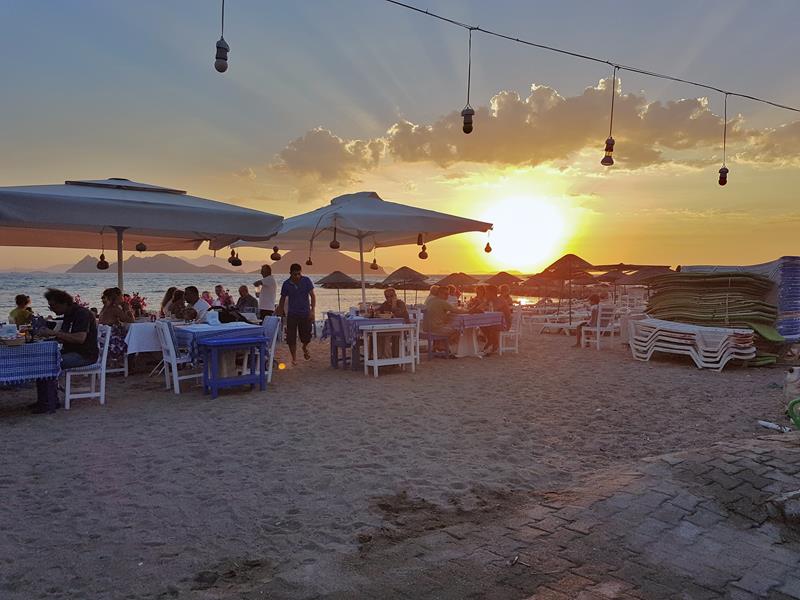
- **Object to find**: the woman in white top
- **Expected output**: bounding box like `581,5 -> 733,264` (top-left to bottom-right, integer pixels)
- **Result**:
254,264 -> 277,319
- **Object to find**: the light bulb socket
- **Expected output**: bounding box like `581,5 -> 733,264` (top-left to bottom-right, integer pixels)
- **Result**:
718,166 -> 729,186
461,107 -> 475,134
97,253 -> 109,270
329,239 -> 341,250
215,37 -> 229,72
270,246 -> 281,261
305,258 -> 313,266
484,242 -> 492,253
135,242 -> 147,252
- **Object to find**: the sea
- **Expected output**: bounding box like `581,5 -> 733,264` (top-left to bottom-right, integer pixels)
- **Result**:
0,272 -> 443,319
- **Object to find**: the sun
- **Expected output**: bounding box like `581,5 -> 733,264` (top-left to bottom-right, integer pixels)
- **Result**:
481,196 -> 569,273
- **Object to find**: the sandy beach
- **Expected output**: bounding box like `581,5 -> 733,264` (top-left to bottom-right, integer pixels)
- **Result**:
0,332 -> 789,599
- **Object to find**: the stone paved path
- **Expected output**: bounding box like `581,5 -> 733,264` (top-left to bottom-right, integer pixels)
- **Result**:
239,434 -> 800,600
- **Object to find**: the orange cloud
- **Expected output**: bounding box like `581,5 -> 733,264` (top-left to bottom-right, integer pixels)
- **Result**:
270,79 -> 797,186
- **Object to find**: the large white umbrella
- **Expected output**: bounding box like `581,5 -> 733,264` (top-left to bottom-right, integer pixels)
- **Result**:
0,178 -> 284,290
233,191 -> 492,302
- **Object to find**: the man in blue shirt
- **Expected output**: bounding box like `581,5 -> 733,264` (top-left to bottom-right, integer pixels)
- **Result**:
276,263 -> 316,365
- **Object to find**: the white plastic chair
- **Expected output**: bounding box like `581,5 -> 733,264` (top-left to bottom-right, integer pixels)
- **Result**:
155,320 -> 201,394
499,308 -> 523,355
580,305 -> 617,350
64,324 -> 112,410
260,315 -> 281,383
407,308 -> 422,364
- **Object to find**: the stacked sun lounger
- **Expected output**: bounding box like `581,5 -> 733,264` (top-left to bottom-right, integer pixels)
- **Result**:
630,318 -> 757,371
645,272 -> 777,328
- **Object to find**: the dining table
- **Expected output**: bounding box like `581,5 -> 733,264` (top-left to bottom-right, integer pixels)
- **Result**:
449,312 -> 505,357
0,340 -> 61,386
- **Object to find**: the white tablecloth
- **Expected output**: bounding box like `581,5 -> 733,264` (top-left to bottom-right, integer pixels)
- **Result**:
124,322 -> 162,354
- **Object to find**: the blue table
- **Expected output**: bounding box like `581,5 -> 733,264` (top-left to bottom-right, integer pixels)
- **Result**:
198,336 -> 267,399
174,323 -> 264,362
0,340 -> 61,385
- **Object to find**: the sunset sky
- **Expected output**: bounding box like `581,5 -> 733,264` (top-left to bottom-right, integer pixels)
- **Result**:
2,0 -> 800,274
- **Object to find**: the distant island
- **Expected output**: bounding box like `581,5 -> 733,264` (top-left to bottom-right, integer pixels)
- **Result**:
67,254 -> 238,274
64,251 -> 387,275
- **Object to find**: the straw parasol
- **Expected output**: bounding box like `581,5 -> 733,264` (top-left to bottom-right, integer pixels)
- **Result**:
483,271 -> 522,286
436,272 -> 479,287
316,271 -> 361,311
382,266 -> 429,303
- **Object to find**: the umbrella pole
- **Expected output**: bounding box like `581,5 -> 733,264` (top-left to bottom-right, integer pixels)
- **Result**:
113,226 -> 125,292
337,288 -> 341,312
358,236 -> 366,304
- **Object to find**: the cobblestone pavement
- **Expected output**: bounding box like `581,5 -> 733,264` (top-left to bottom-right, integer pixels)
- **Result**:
241,434 -> 800,600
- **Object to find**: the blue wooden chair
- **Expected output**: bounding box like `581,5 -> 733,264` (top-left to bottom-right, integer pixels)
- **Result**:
327,312 -> 352,369
422,324 -> 452,360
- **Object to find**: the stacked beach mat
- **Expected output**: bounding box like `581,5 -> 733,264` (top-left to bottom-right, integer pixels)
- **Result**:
645,272 -> 780,366
630,318 -> 757,371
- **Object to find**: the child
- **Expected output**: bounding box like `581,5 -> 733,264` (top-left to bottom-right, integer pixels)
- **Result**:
9,294 -> 33,325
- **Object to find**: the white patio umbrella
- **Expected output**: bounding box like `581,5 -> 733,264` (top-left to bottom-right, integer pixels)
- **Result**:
0,178 -> 284,290
233,191 -> 493,302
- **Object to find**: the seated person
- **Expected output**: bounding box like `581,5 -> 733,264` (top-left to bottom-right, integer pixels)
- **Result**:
423,285 -> 440,308
447,285 -> 460,306
575,294 -> 601,347
166,289 -> 187,318
377,287 -> 410,321
377,287 -> 410,358
467,285 -> 488,312
98,287 -> 135,326
422,285 -> 467,354
9,294 -> 33,325
482,285 -> 509,353
39,288 -> 99,369
498,284 -> 514,308
235,285 -> 259,313
185,286 -> 211,322
213,284 -> 234,308
159,286 -> 177,318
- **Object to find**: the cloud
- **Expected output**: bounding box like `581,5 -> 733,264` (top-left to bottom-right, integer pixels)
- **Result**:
270,79 -> 799,185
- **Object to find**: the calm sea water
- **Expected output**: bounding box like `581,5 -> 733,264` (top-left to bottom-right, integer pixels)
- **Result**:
0,272 -> 440,319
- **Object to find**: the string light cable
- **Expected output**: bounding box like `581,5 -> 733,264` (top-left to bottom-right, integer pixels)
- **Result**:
383,0 -> 800,115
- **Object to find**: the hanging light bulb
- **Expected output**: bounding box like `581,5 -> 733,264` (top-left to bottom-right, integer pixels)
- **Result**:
96,231 -> 109,270
601,137 -> 615,166
460,29 -> 475,134
135,242 -> 147,253
601,67 -> 618,167
718,93 -> 729,187
418,244 -> 428,260
417,233 -> 424,246
270,246 -> 281,261
484,242 -> 492,253
227,250 -> 242,267
214,1 -> 229,73
370,258 -> 379,270
461,107 -> 475,134
329,226 -> 340,249
305,257 -> 313,266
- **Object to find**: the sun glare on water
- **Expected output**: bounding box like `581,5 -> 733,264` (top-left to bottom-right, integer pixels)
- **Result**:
482,196 -> 569,273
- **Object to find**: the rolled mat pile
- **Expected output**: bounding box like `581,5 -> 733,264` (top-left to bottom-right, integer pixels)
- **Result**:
645,272 -> 780,366
646,272 -> 777,328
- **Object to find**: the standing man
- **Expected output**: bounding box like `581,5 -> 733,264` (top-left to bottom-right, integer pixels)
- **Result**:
275,263 -> 315,365
253,264 -> 277,320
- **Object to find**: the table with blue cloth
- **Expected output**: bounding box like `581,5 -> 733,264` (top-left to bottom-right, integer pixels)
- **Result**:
174,323 -> 264,362
0,340 -> 61,408
321,316 -> 406,370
